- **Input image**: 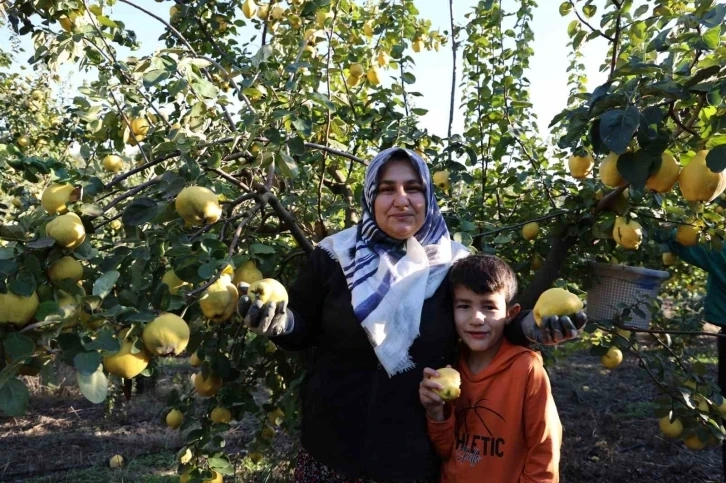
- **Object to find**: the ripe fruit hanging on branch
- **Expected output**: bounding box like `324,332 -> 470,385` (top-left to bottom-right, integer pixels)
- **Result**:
210,407 -> 232,424
161,270 -> 189,295
432,170 -> 450,191
48,256 -> 84,284
599,152 -> 626,188
0,290 -> 39,326
175,186 -> 223,227
233,260 -> 263,286
533,288 -> 583,326
675,224 -> 699,247
612,216 -> 643,250
521,222 -> 540,241
41,183 -> 75,215
568,152 -> 594,179
142,313 -> 190,356
679,150 -> 726,202
601,346 -> 623,369
658,416 -> 683,438
645,152 -> 680,193
166,408 -> 184,429
194,371 -> 222,398
103,154 -> 124,173
199,266 -> 239,323
46,212 -> 87,249
130,117 -> 149,137
241,0 -> 257,19
103,340 -> 150,379
349,63 -> 365,78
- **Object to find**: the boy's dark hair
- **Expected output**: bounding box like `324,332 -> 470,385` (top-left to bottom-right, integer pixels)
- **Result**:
448,254 -> 518,304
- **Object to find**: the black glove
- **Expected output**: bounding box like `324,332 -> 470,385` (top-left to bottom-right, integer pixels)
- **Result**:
237,282 -> 291,337
521,310 -> 587,345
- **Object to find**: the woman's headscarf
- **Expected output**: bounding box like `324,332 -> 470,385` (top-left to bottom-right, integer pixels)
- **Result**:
319,147 -> 470,377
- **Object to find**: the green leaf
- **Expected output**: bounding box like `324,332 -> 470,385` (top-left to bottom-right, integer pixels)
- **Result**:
250,243 -> 276,255
702,26 -> 721,50
9,271 -> 36,298
77,368 -> 108,404
83,329 -> 121,352
35,301 -> 61,321
701,4 -> 726,28
191,79 -> 219,99
706,145 -> 726,173
122,198 -> 160,226
616,150 -> 660,191
93,271 -> 120,298
276,151 -> 299,178
74,351 -> 102,376
599,107 -> 640,155
3,333 -> 35,362
567,19 -> 579,37
143,70 -> 170,88
582,5 -> 596,18
0,379 -> 29,416
559,2 -> 572,16
96,15 -> 117,28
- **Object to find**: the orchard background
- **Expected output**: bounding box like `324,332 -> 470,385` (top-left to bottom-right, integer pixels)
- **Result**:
1,0 -> 725,481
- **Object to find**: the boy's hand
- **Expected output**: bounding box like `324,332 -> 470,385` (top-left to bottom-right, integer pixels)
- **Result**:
420,367 -> 446,422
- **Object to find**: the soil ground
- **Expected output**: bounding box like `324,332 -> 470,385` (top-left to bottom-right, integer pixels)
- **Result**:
0,328 -> 721,483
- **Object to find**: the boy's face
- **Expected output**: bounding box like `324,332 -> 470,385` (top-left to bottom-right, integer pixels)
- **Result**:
453,285 -> 521,354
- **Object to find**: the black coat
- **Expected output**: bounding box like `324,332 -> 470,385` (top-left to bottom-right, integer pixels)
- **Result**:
273,247 -> 529,481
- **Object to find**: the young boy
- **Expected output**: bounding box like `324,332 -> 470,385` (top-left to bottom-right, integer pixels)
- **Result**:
419,254 -> 562,483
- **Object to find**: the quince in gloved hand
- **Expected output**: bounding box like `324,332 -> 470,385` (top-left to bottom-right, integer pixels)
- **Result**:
523,287 -> 587,345
237,278 -> 291,337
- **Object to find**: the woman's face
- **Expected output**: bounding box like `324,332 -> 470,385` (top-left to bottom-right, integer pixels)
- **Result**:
373,158 -> 426,240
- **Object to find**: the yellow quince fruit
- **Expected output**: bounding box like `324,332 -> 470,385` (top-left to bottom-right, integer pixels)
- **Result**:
645,152 -> 680,193
46,212 -> 86,249
0,290 -> 39,326
522,222 -> 540,241
599,152 -> 626,188
680,150 -> 726,202
48,256 -> 84,284
612,216 -> 642,250
175,186 -> 222,227
41,183 -> 75,215
103,154 -> 124,173
429,367 -> 461,401
103,339 -> 150,379
533,287 -> 583,326
568,153 -> 594,179
248,278 -> 288,304
210,406 -> 233,424
142,313 -> 190,356
233,260 -> 264,286
199,270 -> 239,323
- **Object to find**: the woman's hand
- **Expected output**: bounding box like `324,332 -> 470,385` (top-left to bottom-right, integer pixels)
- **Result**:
521,310 -> 587,345
419,367 -> 446,422
237,283 -> 291,337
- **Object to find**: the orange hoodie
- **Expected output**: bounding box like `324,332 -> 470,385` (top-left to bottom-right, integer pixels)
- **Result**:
426,339 -> 562,483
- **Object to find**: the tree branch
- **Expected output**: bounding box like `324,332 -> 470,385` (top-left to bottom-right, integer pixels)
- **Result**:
447,0 -> 458,146
609,11 -> 622,78
568,0 -> 614,42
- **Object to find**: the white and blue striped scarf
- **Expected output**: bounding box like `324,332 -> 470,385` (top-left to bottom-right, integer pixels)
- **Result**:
319,147 -> 470,377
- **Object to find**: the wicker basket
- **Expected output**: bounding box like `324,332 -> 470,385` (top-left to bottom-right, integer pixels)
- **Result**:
586,262 -> 671,329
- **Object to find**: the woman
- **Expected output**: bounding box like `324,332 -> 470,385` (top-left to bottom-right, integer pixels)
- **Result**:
239,147 -> 585,482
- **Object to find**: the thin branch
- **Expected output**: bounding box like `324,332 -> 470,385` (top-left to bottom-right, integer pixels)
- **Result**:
101,176 -> 162,214
609,12 -> 622,78
303,142 -> 367,164
228,202 -> 266,259
447,0 -> 458,145
473,210 -> 571,239
669,102 -> 698,136
568,0 -> 614,42
106,151 -> 178,189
